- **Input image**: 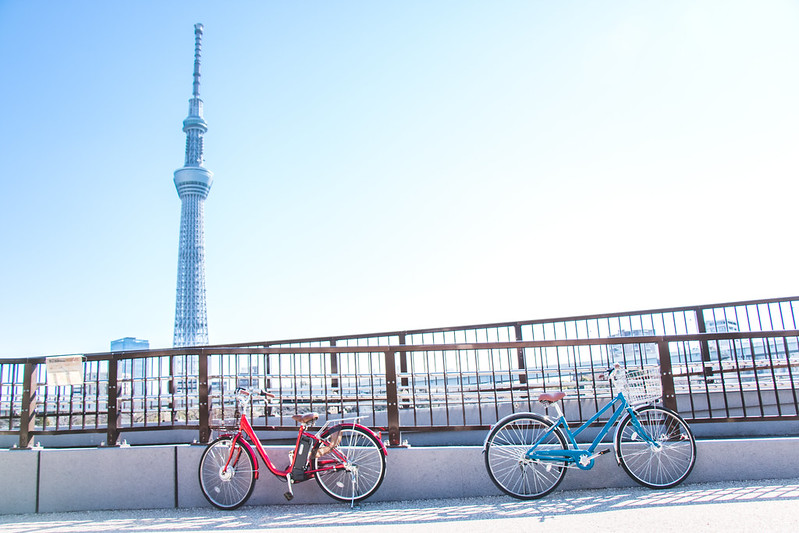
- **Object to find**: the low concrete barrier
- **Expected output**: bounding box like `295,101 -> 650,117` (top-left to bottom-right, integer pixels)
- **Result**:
2,438 -> 798,515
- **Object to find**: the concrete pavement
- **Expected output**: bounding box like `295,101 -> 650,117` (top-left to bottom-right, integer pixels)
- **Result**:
1,477 -> 798,532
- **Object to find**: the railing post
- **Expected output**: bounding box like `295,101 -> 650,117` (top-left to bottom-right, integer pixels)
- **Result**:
398,333 -> 409,408
514,324 -> 528,385
695,307 -> 714,382
198,350 -> 210,443
19,361 -> 38,448
329,339 -> 339,389
107,356 -> 119,446
657,340 -> 678,411
384,350 -> 401,446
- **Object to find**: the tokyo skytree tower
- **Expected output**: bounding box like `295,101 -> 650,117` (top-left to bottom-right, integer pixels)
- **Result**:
173,24 -> 213,347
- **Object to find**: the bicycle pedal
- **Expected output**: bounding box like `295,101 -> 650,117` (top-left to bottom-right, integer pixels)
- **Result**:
284,492 -> 294,501
597,448 -> 611,456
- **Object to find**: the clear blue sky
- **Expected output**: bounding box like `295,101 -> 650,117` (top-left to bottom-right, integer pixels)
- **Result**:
1,0 -> 797,357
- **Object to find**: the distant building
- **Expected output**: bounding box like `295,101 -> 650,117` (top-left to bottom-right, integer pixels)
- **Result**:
705,319 -> 739,333
111,337 -> 152,398
609,329 -> 658,359
110,337 -> 150,352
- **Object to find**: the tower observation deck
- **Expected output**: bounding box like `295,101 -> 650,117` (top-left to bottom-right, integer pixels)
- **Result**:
173,23 -> 213,347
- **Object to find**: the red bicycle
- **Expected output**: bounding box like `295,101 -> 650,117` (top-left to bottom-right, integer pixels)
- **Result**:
198,388 -> 387,509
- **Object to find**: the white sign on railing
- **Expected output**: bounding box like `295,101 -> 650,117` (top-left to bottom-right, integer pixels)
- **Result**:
46,355 -> 84,386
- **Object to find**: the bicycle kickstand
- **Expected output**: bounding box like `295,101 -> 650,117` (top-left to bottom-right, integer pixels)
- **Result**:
349,470 -> 359,510
284,476 -> 294,501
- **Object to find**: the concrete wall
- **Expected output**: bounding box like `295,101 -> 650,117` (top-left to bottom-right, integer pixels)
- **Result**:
2,438 -> 799,515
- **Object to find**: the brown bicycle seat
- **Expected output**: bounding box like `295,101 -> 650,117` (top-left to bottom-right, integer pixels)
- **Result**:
538,392 -> 566,404
292,412 -> 319,424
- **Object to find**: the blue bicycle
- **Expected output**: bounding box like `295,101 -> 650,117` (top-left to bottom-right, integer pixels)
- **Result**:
484,365 -> 696,499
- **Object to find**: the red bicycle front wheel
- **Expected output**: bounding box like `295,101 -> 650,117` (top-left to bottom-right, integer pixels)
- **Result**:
199,437 -> 257,510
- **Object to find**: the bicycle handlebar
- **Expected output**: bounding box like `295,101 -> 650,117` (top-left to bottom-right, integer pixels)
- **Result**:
234,387 -> 276,399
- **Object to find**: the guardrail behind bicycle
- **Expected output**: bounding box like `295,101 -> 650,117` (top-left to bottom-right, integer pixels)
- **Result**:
2,297 -> 798,448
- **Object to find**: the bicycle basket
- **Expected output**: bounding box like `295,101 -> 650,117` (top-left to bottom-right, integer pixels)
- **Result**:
613,366 -> 662,405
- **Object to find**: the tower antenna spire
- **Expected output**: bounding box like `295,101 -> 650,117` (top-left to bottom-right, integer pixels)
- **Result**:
192,23 -> 203,98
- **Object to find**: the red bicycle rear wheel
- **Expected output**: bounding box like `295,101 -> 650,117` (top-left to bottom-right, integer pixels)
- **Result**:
313,426 -> 386,503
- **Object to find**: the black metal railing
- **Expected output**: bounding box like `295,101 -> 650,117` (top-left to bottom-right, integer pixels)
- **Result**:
2,297 -> 797,448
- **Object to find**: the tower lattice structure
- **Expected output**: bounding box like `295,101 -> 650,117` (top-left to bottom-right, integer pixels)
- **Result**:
173,23 -> 213,347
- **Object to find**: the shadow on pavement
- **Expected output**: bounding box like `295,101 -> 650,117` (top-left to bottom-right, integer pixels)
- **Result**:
1,479 -> 798,532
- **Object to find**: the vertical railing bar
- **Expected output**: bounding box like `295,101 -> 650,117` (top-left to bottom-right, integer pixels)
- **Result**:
588,345 -> 599,416
767,302 -> 777,330
425,350 -> 434,425
737,338 -> 749,418
732,339 -> 746,416
368,351 -> 377,426
766,338 -> 781,417
409,348 -> 419,427
291,351 -> 299,418
504,348 -> 514,413
94,361 -> 101,430
679,341 -> 696,418
322,349 -> 330,423
456,349 -> 465,427
521,345 -> 532,413
142,357 -> 149,428
0,364 -> 6,431
572,346 -> 584,425
716,337 -> 731,419
696,307 -> 713,384
783,337 -> 799,415
353,348 -> 361,418
306,351 -> 313,416
442,350 -> 450,427
750,337 -> 765,417
703,339 -> 716,419
514,324 -> 527,385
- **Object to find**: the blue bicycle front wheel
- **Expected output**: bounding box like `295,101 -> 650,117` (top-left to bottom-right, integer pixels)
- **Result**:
484,413 -> 568,499
615,406 -> 696,489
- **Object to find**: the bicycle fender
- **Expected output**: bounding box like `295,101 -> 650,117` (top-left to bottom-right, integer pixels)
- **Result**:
612,404 -> 673,465
229,434 -> 260,480
328,423 -> 388,456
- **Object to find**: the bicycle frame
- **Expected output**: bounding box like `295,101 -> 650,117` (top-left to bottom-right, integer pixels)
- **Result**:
218,407 -> 387,482
525,392 -> 662,469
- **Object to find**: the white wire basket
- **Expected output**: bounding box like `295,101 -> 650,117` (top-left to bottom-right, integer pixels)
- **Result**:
612,366 -> 662,405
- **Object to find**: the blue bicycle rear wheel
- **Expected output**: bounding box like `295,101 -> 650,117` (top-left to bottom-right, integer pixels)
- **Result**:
484,413 -> 568,499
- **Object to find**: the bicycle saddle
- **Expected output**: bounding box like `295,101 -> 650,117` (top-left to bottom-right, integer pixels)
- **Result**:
538,392 -> 566,404
292,412 -> 319,424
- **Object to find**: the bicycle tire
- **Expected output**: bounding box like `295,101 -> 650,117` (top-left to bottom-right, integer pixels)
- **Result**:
198,437 -> 257,510
484,413 -> 568,499
615,405 -> 696,489
312,425 -> 386,503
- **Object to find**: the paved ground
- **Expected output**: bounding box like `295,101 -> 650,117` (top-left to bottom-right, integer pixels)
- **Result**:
1,478 -> 798,532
